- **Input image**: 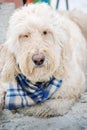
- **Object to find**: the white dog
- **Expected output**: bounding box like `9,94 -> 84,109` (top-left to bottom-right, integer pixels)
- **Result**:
0,3 -> 87,117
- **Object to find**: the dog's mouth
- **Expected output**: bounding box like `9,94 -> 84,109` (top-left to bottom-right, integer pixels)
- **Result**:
17,62 -> 52,82
35,64 -> 45,68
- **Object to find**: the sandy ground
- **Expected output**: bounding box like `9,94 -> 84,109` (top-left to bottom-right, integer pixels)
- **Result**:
0,1 -> 87,130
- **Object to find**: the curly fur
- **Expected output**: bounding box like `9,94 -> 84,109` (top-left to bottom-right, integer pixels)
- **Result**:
0,3 -> 87,117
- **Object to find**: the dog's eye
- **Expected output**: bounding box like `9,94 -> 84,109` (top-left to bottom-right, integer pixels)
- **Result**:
19,33 -> 31,42
43,31 -> 47,35
23,33 -> 31,38
24,35 -> 29,38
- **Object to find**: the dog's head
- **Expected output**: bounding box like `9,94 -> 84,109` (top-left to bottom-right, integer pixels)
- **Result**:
5,3 -> 70,82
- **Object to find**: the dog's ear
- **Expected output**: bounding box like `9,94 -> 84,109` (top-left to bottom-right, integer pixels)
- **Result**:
0,44 -> 18,82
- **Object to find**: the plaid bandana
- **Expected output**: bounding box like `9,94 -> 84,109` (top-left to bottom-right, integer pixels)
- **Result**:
4,74 -> 62,110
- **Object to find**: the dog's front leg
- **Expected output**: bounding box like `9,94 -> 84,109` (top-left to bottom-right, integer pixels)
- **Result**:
17,98 -> 75,118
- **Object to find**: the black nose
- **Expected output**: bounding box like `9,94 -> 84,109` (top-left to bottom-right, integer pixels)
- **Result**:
32,53 -> 45,66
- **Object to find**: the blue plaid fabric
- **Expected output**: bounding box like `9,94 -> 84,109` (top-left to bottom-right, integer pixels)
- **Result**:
4,73 -> 62,110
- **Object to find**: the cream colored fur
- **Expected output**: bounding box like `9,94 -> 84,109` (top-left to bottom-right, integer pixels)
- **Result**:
59,10 -> 87,41
0,3 -> 87,117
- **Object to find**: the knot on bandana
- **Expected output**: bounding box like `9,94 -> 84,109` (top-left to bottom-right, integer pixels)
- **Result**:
4,73 -> 62,110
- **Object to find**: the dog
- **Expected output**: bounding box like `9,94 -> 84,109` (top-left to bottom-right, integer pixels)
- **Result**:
0,3 -> 87,117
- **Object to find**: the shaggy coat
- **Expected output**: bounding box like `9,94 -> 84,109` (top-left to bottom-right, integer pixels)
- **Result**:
0,3 -> 87,117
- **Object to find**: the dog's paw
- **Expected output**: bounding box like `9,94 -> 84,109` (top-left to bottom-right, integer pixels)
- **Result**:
17,99 -> 75,118
17,104 -> 57,118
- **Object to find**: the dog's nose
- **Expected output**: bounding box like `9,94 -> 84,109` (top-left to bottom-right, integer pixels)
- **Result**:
32,53 -> 45,66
